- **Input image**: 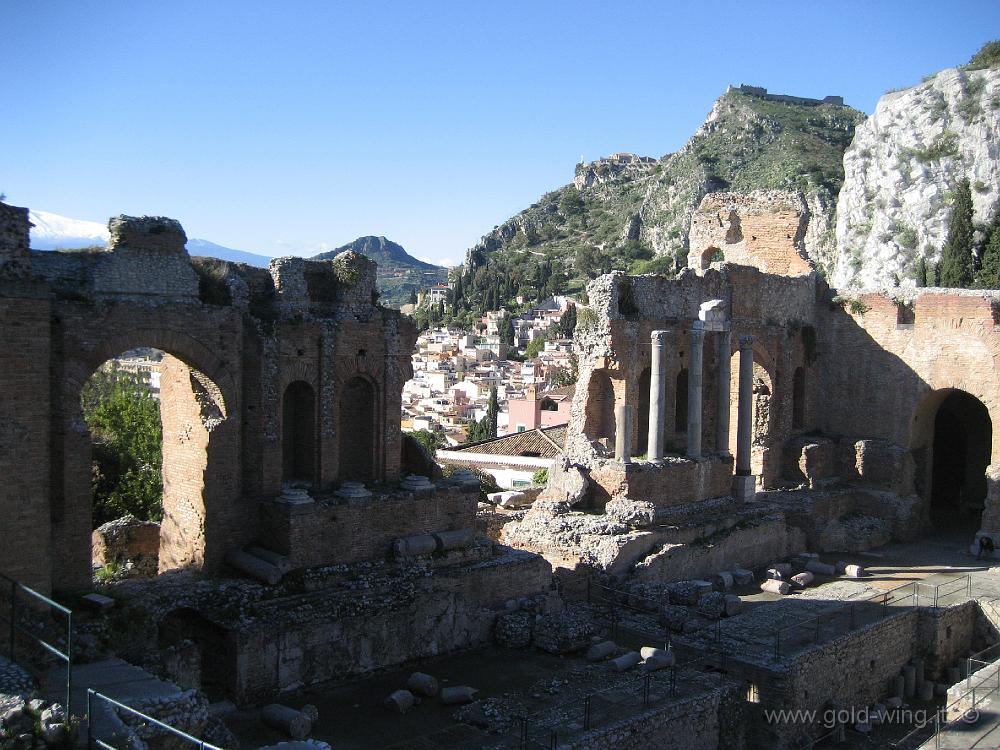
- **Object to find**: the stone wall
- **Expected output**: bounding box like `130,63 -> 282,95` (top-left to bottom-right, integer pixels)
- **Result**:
687,191 -> 814,277
566,678 -> 741,750
0,203 -> 31,277
818,288 -> 1000,538
0,207 -> 418,593
258,485 -> 477,569
230,551 -> 551,702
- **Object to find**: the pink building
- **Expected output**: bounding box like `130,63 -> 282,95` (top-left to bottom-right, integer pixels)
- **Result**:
505,384 -> 574,434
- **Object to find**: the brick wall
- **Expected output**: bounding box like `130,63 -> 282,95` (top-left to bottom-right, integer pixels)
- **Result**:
0,295 -> 52,592
688,191 -> 813,277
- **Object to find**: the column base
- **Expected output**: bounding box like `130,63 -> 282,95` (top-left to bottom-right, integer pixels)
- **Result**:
732,474 -> 757,502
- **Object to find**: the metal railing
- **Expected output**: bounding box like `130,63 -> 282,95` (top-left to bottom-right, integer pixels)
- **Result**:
916,575 -> 973,608
86,689 -> 222,750
890,660 -> 1000,749
771,574 -> 973,659
0,571 -> 73,715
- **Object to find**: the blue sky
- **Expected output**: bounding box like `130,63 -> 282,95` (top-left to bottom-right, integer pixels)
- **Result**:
2,1 -> 997,266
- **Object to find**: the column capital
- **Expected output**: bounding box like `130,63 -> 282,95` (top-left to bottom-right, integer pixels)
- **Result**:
739,334 -> 755,349
689,322 -> 706,340
650,329 -> 670,343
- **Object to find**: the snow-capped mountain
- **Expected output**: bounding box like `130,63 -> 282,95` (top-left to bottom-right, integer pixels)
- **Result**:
29,210 -> 109,250
27,210 -> 272,268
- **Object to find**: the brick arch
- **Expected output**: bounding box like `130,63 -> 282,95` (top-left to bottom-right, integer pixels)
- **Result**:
53,324 -> 242,588
282,380 -> 317,484
910,388 -> 995,533
62,327 -> 237,417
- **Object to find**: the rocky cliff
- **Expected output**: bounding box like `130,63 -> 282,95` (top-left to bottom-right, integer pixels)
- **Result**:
834,65 -> 1000,289
462,86 -> 863,298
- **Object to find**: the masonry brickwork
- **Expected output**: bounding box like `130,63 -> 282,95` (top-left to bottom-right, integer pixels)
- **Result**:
0,205 -> 420,593
505,208 -> 1000,589
687,191 -> 814,277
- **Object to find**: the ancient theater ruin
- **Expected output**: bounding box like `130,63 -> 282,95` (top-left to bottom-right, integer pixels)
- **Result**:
4,192 -> 1000,749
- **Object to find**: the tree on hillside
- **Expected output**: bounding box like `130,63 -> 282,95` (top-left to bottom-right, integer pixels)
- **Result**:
81,365 -> 163,526
967,40 -> 1000,70
939,178 -> 975,288
915,256 -> 929,287
486,386 -> 499,437
976,212 -> 1000,289
524,334 -> 546,359
559,303 -> 577,338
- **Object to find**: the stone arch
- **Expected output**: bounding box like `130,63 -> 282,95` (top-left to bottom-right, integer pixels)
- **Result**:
282,381 -> 316,483
700,247 -> 722,270
792,367 -> 805,429
911,388 -> 993,529
339,374 -> 378,482
55,324 -> 241,589
583,369 -> 616,447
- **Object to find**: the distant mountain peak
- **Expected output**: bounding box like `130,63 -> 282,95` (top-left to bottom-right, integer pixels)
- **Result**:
313,235 -> 442,271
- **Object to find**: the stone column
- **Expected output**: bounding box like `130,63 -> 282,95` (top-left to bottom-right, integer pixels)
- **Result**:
647,330 -> 669,460
615,403 -> 632,463
733,335 -> 756,501
686,322 -> 705,459
716,328 -> 732,456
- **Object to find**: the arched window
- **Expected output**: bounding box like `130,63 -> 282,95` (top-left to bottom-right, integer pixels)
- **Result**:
340,376 -> 377,481
700,247 -> 723,270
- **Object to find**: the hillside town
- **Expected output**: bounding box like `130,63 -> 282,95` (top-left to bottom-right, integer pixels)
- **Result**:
401,294 -> 579,447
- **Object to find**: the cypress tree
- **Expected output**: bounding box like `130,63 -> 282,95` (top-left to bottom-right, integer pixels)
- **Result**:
915,257 -> 928,288
939,178 -> 975,288
976,212 -> 1000,289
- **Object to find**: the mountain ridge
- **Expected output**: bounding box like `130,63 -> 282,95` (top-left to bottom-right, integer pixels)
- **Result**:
450,85 -> 865,314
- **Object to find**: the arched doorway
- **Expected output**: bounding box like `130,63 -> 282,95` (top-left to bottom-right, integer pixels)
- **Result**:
340,376 -> 377,481
282,381 -> 316,483
80,349 -> 230,578
930,390 -> 991,527
583,370 -> 616,448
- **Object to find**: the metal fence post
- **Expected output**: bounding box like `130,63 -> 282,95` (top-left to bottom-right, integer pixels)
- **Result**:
9,579 -> 16,662
87,689 -> 93,749
66,610 -> 73,718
